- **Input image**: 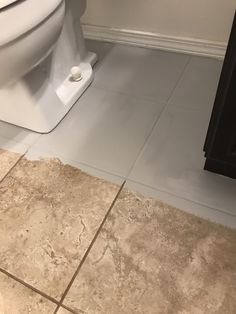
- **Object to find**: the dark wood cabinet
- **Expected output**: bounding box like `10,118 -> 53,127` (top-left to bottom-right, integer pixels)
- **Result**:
204,11 -> 236,179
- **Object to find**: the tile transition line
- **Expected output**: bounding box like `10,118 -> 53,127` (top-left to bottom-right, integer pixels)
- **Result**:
0,152 -> 26,185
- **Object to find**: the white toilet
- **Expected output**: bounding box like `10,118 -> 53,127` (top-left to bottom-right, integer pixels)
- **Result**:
0,0 -> 97,133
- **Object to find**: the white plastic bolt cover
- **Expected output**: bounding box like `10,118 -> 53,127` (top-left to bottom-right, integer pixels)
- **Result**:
70,66 -> 82,81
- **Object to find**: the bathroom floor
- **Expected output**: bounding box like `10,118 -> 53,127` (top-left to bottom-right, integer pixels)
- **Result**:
0,40 -> 236,313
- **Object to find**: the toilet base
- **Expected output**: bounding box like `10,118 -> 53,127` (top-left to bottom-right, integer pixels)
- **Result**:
0,52 -> 97,133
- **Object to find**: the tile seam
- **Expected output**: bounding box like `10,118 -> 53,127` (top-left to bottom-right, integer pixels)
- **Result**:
0,264 -> 85,314
0,151 -> 26,185
127,178 -> 236,219
54,180 -> 126,313
0,267 -> 60,306
126,56 -> 192,178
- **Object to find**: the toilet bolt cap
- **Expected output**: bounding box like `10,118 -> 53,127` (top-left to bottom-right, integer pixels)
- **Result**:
71,66 -> 82,81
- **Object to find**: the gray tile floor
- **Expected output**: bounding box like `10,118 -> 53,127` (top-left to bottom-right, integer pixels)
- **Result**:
1,39 -> 236,228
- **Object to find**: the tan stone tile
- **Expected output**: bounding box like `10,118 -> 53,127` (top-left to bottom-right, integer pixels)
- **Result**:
0,272 -> 56,313
57,308 -> 74,314
0,158 -> 120,300
63,189 -> 236,314
0,149 -> 21,181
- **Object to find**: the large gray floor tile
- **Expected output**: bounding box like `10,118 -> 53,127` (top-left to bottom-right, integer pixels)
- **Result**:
129,105 -> 236,217
169,56 -> 223,110
0,136 -> 28,156
92,45 -> 190,102
29,87 -> 165,177
85,39 -> 114,72
0,120 -> 40,146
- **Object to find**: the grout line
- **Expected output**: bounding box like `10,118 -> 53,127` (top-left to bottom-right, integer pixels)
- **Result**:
27,135 -> 43,150
91,84 -> 165,105
0,267 -> 60,306
0,149 -> 81,314
126,56 -> 192,178
0,131 -> 41,151
126,101 -> 168,178
0,151 -> 26,185
57,157 -> 126,182
60,303 -> 85,314
93,53 -> 192,105
54,180 -> 126,314
165,55 -> 192,104
0,264 -> 81,314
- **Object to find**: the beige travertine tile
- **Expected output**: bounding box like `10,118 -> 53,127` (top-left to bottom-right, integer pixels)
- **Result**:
0,149 -> 22,181
63,189 -> 236,314
57,307 -> 74,314
0,272 -> 56,313
0,158 -> 120,300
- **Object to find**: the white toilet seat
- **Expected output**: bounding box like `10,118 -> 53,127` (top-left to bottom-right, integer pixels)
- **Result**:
0,0 -> 97,133
0,0 -> 64,46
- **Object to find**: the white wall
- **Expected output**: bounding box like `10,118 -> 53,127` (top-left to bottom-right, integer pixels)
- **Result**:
82,0 -> 236,57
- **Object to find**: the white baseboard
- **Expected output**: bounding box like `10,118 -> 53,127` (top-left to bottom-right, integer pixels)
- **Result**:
82,24 -> 227,59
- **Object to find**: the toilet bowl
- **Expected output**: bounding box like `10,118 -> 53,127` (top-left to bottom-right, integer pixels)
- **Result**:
0,0 -> 97,133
